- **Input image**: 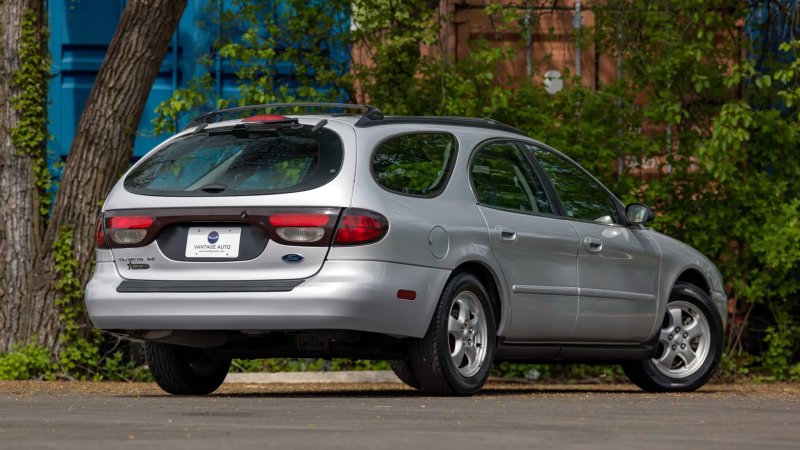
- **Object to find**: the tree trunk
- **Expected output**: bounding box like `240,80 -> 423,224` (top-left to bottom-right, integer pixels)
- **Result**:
0,0 -> 46,350
24,0 -> 187,349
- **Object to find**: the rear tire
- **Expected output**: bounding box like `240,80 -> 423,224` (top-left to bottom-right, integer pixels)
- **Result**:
146,342 -> 231,395
389,360 -> 420,389
623,282 -> 723,392
408,272 -> 496,396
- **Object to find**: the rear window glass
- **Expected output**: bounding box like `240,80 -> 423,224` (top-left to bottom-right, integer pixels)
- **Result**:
371,133 -> 457,197
124,126 -> 343,196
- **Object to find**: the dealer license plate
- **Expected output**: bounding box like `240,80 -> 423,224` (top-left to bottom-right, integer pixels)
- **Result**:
185,227 -> 241,258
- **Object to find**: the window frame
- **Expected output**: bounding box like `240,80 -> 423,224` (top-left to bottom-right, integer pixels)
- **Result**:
467,138 -> 561,219
369,131 -> 459,199
524,142 -> 628,227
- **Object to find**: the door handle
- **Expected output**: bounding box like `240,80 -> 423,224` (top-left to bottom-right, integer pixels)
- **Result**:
583,236 -> 603,253
496,226 -> 517,243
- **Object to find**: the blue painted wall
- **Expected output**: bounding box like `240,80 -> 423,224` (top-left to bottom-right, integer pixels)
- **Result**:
47,0 -> 349,160
746,0 -> 798,74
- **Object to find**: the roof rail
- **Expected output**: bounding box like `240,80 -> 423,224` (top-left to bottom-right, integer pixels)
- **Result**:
184,102 -> 384,129
354,115 -> 527,137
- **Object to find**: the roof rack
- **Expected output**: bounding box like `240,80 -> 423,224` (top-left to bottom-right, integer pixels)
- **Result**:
354,115 -> 527,137
183,102 -> 526,137
184,102 -> 384,129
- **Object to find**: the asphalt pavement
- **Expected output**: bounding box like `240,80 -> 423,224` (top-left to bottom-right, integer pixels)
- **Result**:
1,381 -> 799,449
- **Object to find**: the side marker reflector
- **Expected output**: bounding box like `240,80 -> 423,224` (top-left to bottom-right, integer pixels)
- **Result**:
397,290 -> 417,301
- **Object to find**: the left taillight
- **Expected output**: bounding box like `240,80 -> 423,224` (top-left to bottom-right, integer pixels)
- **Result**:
103,215 -> 154,246
95,215 -> 108,249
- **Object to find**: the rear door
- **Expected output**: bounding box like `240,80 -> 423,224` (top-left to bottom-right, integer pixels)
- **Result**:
470,140 -> 580,341
102,119 -> 353,281
526,144 -> 661,342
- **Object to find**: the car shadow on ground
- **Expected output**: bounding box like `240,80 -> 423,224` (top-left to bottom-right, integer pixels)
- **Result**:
127,384 -> 725,399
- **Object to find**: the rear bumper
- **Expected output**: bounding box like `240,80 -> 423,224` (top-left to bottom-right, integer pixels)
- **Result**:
85,260 -> 450,338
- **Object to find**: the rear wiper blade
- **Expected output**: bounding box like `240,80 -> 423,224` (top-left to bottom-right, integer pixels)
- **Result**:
199,183 -> 227,193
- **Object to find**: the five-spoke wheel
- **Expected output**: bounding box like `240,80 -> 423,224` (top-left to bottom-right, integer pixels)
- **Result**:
447,291 -> 489,378
623,282 -> 722,392
652,300 -> 711,378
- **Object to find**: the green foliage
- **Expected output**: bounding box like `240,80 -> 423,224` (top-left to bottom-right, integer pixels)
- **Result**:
10,10 -> 53,216
492,362 -> 625,383
153,0 -> 351,133
52,227 -> 101,378
98,351 -> 153,382
350,0 -> 440,114
0,342 -> 53,380
231,358 -> 390,372
0,228 -> 149,381
759,309 -> 800,381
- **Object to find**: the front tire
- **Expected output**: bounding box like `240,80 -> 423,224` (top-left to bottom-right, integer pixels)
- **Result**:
146,342 -> 231,395
408,272 -> 497,396
623,282 -> 723,392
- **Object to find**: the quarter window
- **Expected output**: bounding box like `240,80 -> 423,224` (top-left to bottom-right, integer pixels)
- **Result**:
470,141 -> 552,215
371,133 -> 457,197
527,144 -> 621,224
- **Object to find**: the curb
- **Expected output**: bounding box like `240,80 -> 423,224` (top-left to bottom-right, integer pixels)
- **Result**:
224,370 -> 401,384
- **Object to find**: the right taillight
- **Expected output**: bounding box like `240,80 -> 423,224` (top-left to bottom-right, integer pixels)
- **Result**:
334,208 -> 388,246
104,215 -> 154,246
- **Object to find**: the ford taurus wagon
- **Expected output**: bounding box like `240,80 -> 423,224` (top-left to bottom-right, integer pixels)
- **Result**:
86,102 -> 727,395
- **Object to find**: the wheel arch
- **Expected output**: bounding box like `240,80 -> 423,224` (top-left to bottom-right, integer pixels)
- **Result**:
650,258 -> 713,338
674,268 -> 711,295
650,265 -> 717,339
449,261 -> 505,333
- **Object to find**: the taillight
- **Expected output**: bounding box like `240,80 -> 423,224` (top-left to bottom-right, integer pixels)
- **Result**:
334,208 -> 388,246
105,215 -> 154,246
95,216 -> 108,249
268,213 -> 331,243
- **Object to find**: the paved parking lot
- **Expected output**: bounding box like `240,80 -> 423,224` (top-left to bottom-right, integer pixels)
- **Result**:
2,381 -> 799,449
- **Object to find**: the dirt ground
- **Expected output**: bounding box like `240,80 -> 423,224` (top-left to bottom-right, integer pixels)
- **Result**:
1,379 -> 799,399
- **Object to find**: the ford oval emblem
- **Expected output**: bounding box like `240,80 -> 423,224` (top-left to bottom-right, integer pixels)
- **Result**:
207,231 -> 219,244
281,253 -> 305,264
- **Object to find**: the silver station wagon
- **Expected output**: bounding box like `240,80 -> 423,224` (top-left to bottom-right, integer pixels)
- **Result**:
86,103 -> 726,395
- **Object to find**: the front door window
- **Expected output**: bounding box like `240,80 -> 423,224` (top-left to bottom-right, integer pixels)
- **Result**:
526,144 -> 620,225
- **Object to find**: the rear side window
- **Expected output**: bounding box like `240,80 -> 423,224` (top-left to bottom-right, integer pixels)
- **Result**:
124,126 -> 343,196
371,133 -> 457,197
470,141 -> 553,215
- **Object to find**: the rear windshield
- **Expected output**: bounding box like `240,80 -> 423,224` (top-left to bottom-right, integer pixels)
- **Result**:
124,126 -> 344,196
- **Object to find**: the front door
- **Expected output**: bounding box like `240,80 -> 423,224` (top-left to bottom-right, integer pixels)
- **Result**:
470,140 -> 580,341
527,144 -> 661,342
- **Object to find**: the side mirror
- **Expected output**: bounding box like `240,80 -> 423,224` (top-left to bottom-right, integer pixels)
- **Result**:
626,203 -> 654,225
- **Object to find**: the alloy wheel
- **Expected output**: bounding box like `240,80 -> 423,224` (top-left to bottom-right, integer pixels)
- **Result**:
652,300 -> 711,378
447,291 -> 488,378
